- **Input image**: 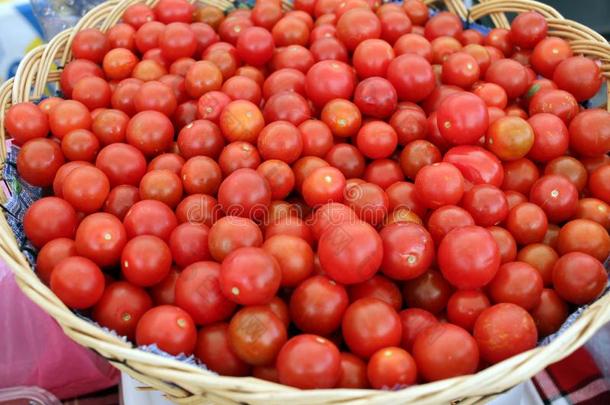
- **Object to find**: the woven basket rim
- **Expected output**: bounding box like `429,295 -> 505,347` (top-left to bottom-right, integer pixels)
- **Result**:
1,1 -> 609,404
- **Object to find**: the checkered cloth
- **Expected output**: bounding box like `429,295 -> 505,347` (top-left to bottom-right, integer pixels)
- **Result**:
533,348 -> 610,405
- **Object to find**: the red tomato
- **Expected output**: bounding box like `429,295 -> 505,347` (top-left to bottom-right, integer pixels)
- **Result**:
553,252 -> 607,305
414,162 -> 465,209
461,184 -> 509,227
530,289 -> 569,337
92,281 -> 152,339
50,256 -> 105,309
443,145 -> 504,187
290,275 -> 349,335
413,323 -> 478,382
305,60 -> 355,108
553,56 -> 602,102
527,113 -> 569,162
529,174 -> 579,223
5,102 -> 49,145
17,138 -> 64,187
337,352 -> 369,388
447,290 -> 490,332
487,226 -> 518,264
348,275 -> 403,311
264,235 -> 314,287
367,347 -> 417,389
353,77 -> 398,119
195,323 -> 250,376
277,335 -> 342,389
220,247 -> 281,305
75,212 -> 127,267
380,222 -> 434,280
318,221 -> 383,284
485,59 -> 529,99
427,205 -> 475,245
352,39 -> 395,78
510,11 -> 547,49
438,225 -> 501,289
488,261 -> 543,310
399,308 -> 438,351
342,298 -> 402,358
386,54 -> 435,102
424,11 -> 462,40
121,235 -> 172,287
474,303 -> 537,364
36,238 -> 76,284
529,89 -> 579,124
569,109 -> 610,158
136,305 -> 197,355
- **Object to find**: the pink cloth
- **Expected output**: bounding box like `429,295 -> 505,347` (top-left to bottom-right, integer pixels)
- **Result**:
0,262 -> 119,399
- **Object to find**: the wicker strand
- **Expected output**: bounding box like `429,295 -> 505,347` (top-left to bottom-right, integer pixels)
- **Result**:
0,1 -> 609,404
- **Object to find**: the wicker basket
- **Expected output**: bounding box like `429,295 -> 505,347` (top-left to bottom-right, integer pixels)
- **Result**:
1,0 -> 609,404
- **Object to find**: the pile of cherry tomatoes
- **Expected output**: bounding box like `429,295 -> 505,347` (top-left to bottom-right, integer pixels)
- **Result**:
5,0 -> 610,390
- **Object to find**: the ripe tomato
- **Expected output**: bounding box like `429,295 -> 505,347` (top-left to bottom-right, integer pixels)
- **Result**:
474,303 -> 537,364
575,198 -> 610,229
553,252 -> 607,305
569,109 -> 610,158
487,226 -> 517,264
486,116 -> 534,161
488,261 -> 543,310
36,238 -> 76,284
208,216 -> 262,261
337,352 -> 369,388
393,33 -> 432,61
220,247 -> 281,305
413,323 -> 478,382
553,56 -> 602,102
438,226 -> 501,289
557,219 -> 610,263
506,202 -> 548,245
121,235 -> 172,287
318,221 -> 383,284
348,275 -> 402,311
529,89 -> 579,124
530,289 -> 569,337
589,164 -> 610,203
447,290 -> 490,332
380,222 -> 434,280
356,121 -> 397,159
218,168 -> 271,219
510,11 -> 547,49
135,305 -> 197,355
277,335 -> 342,389
402,269 -> 453,314
367,347 -> 417,389
527,113 -> 569,162
262,68 -> 306,99
299,119 -> 334,157
443,145 -> 504,187
305,60 -> 355,108
544,156 -> 588,192
290,275 -> 349,335
336,9 -> 381,51
325,144 -> 365,179
400,140 -> 441,180
195,323 -> 250,376
529,174 -> 578,223
442,52 -> 480,89
17,138 -> 64,187
501,157 -> 540,195
427,205 -> 475,245
51,256 -> 105,309
461,184 -> 509,227
352,39 -> 395,78
342,298 -> 402,358
92,281 -> 152,339
75,212 -> 127,267
387,54 -> 435,102
263,235 -> 314,287
424,11 -> 462,40
485,59 -> 529,99
62,166 -> 110,214
414,162 -> 465,209
150,268 -> 179,305
5,102 -> 49,145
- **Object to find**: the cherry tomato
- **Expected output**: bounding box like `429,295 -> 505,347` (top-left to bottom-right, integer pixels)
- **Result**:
5,102 -> 49,145
123,199 -> 176,240
506,202 -> 548,245
474,303 -> 537,364
527,113 -> 569,162
352,39 -> 395,78
438,225 -> 500,289
342,298 -> 402,358
529,89 -> 579,124
553,56 -> 602,102
447,290 -> 490,332
414,162 -> 465,209
220,247 -> 281,305
485,59 -> 529,99
368,347 -> 417,389
195,323 -> 250,376
325,144 -> 366,179
121,235 -> 172,287
380,222 -> 434,280
277,334 -> 341,389
74,212 -> 127,267
387,54 -> 435,102
443,145 -> 504,187
530,289 -> 569,337
486,116 -> 534,161
569,109 -> 610,158
426,205 -> 475,245
17,138 -> 64,187
62,166 -> 110,214
424,11 -> 462,40
337,352 -> 369,388
36,238 -> 77,284
50,256 -> 105,309
208,216 -> 263,261
557,219 -> 610,262
136,305 -> 197,355
264,235 -> 314,287
318,221 -> 382,284
487,226 -> 517,264
501,157 -> 539,195
290,275 -> 349,335
575,198 -> 610,229
589,164 -> 610,204
92,281 -> 152,339
529,174 -> 578,223
461,184 -> 508,227
413,323 -> 478,382
510,11 -> 547,49
488,261 -> 543,310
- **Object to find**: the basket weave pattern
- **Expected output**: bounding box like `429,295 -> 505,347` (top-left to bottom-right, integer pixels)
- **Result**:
0,0 -> 609,404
